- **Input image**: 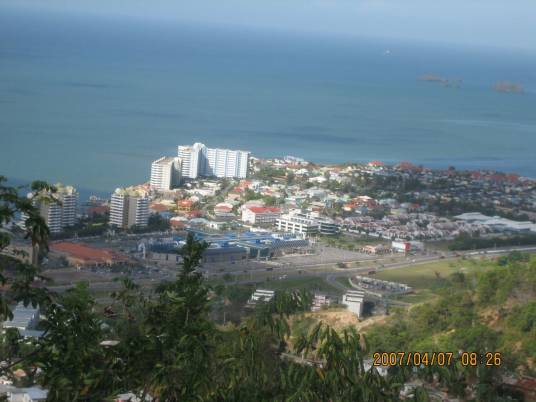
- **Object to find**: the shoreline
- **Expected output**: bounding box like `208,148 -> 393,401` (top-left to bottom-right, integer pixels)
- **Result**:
5,156 -> 535,202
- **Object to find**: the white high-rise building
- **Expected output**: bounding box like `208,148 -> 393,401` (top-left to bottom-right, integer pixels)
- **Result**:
27,184 -> 79,234
109,188 -> 149,229
178,142 -> 206,179
177,142 -> 249,179
206,147 -> 249,178
150,156 -> 182,191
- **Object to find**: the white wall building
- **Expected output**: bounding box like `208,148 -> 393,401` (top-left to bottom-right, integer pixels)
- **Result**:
178,142 -> 205,179
275,211 -> 340,237
206,147 -> 249,179
150,156 -> 182,191
241,206 -> 281,225
2,303 -> 39,332
1,385 -> 48,402
342,290 -> 365,317
454,212 -> 536,233
25,184 -> 78,234
177,142 -> 250,179
247,289 -> 275,307
110,188 -> 149,229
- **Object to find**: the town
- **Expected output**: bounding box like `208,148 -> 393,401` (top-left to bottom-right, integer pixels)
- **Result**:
2,142 -> 536,401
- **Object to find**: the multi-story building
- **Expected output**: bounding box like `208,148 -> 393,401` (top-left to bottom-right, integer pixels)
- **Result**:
275,211 -> 340,237
25,184 -> 79,234
241,206 -> 281,225
276,213 -> 319,237
150,156 -> 182,191
109,188 -> 149,229
177,142 -> 249,179
205,147 -> 249,178
178,142 -> 205,179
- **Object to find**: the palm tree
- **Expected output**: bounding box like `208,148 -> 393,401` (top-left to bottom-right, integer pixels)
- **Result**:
24,212 -> 49,266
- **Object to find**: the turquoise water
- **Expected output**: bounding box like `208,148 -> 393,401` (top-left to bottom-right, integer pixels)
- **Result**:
1,9 -> 536,194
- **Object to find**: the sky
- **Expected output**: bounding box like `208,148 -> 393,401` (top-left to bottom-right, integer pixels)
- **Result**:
3,0 -> 536,51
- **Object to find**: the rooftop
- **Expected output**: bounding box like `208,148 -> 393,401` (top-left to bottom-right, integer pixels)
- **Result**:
246,206 -> 281,214
51,242 -> 129,265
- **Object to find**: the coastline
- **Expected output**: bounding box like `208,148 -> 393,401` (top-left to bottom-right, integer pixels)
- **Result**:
5,155 -> 534,202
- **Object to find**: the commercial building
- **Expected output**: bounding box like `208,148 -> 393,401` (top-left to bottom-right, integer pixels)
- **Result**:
391,240 -> 425,253
275,211 -> 340,237
109,188 -> 149,229
454,212 -> 536,233
203,246 -> 248,263
150,156 -> 182,191
140,231 -> 310,264
51,242 -> 130,268
361,244 -> 391,255
342,290 -> 365,317
241,206 -> 281,225
177,142 -> 249,179
25,184 -> 78,234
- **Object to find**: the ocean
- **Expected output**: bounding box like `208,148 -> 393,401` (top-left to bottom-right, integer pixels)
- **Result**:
1,8 -> 536,197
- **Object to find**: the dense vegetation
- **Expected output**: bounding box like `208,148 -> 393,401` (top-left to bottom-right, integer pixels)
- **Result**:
366,252 -> 536,398
449,233 -> 536,250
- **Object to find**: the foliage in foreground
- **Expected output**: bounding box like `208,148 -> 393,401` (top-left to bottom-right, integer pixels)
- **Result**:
0,176 -> 529,401
367,252 -> 536,399
1,177 -> 404,401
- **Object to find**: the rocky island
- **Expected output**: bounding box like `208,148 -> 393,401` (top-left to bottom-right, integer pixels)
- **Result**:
494,81 -> 524,93
419,74 -> 462,88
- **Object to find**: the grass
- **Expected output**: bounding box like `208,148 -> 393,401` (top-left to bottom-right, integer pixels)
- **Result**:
261,276 -> 341,294
335,276 -> 351,288
319,234 -> 389,250
374,258 -> 492,290
424,239 -> 453,252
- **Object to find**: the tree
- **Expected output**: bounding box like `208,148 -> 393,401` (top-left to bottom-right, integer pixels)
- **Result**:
0,177 -> 55,322
32,283 -> 117,401
2,176 -> 433,400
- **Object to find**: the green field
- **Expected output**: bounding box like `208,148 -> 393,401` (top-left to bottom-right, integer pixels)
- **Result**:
375,258 -> 493,290
319,234 -> 389,250
335,276 -> 351,288
260,276 -> 341,294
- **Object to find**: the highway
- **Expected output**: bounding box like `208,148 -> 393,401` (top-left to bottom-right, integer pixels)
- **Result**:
46,245 -> 536,299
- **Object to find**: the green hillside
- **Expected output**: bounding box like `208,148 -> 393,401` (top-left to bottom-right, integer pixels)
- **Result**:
367,252 -> 536,376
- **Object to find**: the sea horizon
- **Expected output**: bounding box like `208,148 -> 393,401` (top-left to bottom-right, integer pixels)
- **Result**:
1,8 -> 536,194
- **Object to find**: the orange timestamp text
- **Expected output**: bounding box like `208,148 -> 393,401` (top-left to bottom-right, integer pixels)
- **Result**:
372,351 -> 502,367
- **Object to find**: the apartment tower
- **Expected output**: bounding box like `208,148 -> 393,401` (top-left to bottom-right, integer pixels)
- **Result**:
109,188 -> 149,229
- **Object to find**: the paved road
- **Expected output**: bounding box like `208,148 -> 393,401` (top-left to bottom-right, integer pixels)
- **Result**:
47,245 -> 536,297
324,245 -> 536,293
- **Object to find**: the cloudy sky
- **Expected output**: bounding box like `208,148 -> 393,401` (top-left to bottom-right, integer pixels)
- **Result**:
4,0 -> 535,51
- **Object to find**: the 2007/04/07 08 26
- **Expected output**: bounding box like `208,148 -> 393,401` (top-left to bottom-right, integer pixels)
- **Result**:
373,351 -> 502,367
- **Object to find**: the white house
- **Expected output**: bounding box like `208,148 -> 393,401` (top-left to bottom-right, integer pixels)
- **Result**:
247,289 -> 275,307
342,290 -> 364,317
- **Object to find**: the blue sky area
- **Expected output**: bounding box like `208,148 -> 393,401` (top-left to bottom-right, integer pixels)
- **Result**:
3,0 -> 536,52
